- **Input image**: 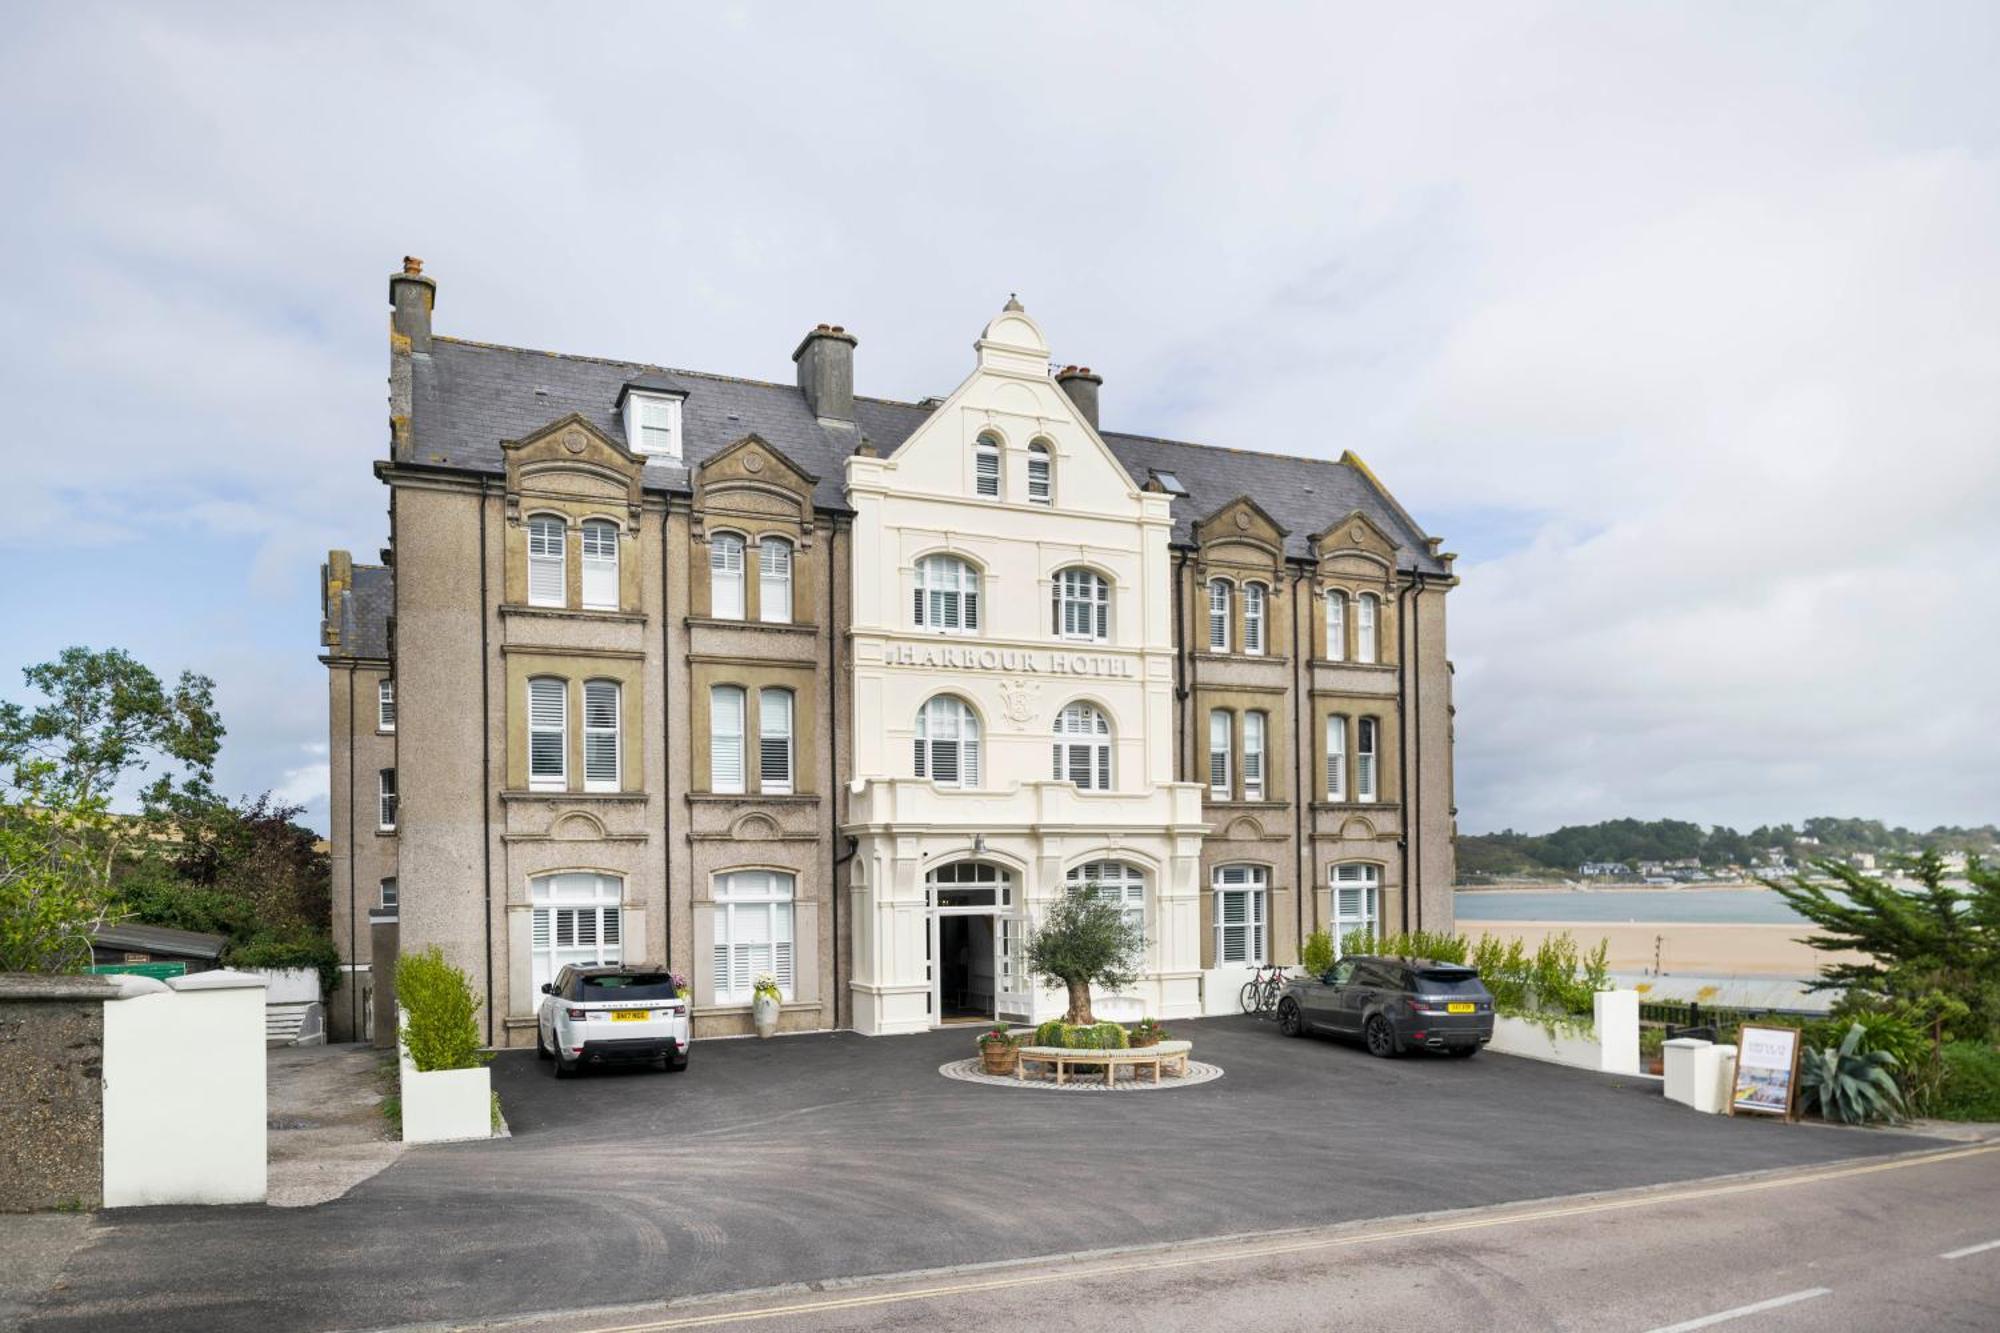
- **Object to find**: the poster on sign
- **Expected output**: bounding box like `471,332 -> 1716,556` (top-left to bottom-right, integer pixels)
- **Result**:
1732,1024 -> 1803,1118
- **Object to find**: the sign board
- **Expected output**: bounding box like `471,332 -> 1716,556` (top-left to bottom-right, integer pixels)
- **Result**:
90,961 -> 189,981
1732,1024 -> 1802,1118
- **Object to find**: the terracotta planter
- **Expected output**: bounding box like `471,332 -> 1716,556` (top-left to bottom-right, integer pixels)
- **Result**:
1130,1033 -> 1161,1048
980,1043 -> 1020,1075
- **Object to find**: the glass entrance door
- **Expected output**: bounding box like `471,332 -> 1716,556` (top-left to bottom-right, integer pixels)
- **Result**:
926,861 -> 1018,1027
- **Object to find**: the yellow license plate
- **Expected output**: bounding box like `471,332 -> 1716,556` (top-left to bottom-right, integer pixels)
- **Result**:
1447,1002 -> 1476,1014
611,1010 -> 649,1022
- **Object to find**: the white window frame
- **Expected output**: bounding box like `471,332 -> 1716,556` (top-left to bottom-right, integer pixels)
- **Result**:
377,679 -> 396,732
582,679 -> 620,793
1213,864 -> 1268,966
1067,861 -> 1144,937
580,519 -> 619,611
1208,709 -> 1232,799
1326,713 -> 1347,801
527,514 -> 566,608
1052,567 -> 1109,642
914,695 -> 981,789
710,533 -> 746,619
1051,702 -> 1113,791
1027,440 -> 1052,506
530,872 -> 623,996
1208,579 -> 1231,652
1243,710 -> 1266,801
974,433 -> 1002,498
622,390 -> 684,461
712,870 -> 795,1004
758,537 -> 793,624
1243,583 -> 1266,656
1325,589 -> 1347,662
710,685 -> 746,795
1356,593 -> 1379,664
1332,863 -> 1381,959
528,677 -> 567,792
377,768 -> 397,831
914,555 -> 980,634
1357,716 -> 1379,803
759,688 -> 794,795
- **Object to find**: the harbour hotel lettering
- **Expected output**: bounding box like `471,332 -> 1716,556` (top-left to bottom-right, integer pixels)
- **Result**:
885,642 -> 1137,678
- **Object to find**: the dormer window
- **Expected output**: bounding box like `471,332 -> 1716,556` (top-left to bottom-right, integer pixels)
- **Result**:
621,390 -> 684,461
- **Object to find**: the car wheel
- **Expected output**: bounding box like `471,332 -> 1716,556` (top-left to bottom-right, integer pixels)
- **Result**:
1277,998 -> 1304,1038
535,1024 -> 551,1060
1364,1014 -> 1400,1058
552,1050 -> 574,1079
669,1050 -> 689,1072
1448,1045 -> 1480,1059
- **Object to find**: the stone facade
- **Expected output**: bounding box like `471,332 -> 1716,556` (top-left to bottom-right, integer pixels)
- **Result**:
322,260 -> 1458,1046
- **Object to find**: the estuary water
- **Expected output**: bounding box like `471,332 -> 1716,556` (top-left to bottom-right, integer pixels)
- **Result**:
1453,887 -> 1811,925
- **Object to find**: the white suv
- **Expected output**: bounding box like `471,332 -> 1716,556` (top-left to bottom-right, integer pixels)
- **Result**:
536,964 -> 690,1077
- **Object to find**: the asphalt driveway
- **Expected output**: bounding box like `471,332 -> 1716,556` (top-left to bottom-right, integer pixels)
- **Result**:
20,1017 -> 1938,1331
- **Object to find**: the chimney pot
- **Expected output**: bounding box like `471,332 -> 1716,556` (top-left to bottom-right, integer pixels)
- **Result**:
1055,364 -> 1104,431
402,256 -> 424,275
792,323 -> 859,425
389,257 -> 437,353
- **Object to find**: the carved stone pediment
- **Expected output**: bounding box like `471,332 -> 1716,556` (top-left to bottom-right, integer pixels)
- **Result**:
1311,509 -> 1397,574
502,414 -> 645,531
692,434 -> 817,547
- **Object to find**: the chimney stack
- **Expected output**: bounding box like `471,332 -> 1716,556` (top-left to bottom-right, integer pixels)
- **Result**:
1056,365 -> 1103,431
793,323 -> 858,424
389,256 -> 436,354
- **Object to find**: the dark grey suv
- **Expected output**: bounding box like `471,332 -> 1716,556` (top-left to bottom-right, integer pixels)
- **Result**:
1276,955 -> 1494,1057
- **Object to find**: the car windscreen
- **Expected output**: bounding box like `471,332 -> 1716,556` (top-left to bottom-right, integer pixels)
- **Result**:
1415,970 -> 1486,996
578,974 -> 681,1002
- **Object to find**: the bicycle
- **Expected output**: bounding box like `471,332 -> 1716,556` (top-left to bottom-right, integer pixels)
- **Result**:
1238,963 -> 1289,1017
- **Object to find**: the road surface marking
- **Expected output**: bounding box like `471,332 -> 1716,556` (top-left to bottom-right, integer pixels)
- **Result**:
1940,1237 -> 2000,1260
1644,1288 -> 1831,1332
548,1142 -> 1998,1333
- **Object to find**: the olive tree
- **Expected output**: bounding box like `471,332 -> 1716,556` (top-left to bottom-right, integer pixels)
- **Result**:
1025,887 -> 1145,1025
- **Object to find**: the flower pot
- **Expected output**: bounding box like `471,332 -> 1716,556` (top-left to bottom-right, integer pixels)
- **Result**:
752,992 -> 781,1038
1130,1033 -> 1160,1048
980,1043 -> 1019,1076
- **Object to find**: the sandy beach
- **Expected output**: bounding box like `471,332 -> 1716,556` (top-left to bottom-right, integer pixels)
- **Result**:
1453,918 -> 1865,979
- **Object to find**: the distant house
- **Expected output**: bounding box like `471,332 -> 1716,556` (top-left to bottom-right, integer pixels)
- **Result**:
89,923 -> 226,978
1849,852 -> 1877,871
1579,861 -> 1629,878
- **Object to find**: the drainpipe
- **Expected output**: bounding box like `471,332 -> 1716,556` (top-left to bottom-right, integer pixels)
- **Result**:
826,519 -> 841,1029
346,666 -> 358,1041
1171,548 -> 1188,784
477,479 -> 495,1044
1409,572 -> 1427,934
1291,561 -> 1308,960
1395,572 -> 1414,936
661,506 -> 674,969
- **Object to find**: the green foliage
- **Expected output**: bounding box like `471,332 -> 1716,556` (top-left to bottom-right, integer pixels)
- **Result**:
1026,888 -> 1145,1024
1465,931 -> 1606,1019
1933,1043 -> 2000,1122
397,947 -> 489,1072
978,1024 -> 1017,1048
1133,1017 -> 1167,1042
491,1091 -> 504,1133
1301,930 -> 1334,976
1767,852 -> 2000,1043
1360,930 -> 1470,964
1456,816 -> 2000,880
228,932 -> 341,996
1061,1020 -> 1129,1050
0,794 -> 112,972
1799,1022 -> 1906,1125
1033,1018 -> 1067,1048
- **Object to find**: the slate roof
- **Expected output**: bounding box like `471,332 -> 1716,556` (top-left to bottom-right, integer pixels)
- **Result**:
409,337 -> 1446,573
331,563 -> 393,661
93,922 -> 227,960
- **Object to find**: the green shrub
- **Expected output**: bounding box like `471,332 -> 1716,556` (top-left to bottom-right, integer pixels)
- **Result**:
397,946 -> 489,1072
1934,1043 -> 2000,1121
227,931 -> 340,996
1800,1022 -> 1905,1125
1033,1018 -> 1067,1048
1301,930 -> 1334,976
1062,1020 -> 1129,1050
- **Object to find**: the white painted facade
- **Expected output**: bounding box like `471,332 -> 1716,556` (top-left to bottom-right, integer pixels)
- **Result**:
843,305 -> 1210,1034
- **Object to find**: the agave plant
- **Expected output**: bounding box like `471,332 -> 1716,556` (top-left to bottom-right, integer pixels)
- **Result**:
1799,1022 -> 1906,1125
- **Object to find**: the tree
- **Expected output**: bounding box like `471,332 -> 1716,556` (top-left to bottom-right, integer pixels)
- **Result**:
1025,888 -> 1145,1025
1766,853 -> 2000,1042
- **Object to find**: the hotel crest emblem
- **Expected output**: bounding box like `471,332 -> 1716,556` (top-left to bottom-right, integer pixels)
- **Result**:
998,678 -> 1041,724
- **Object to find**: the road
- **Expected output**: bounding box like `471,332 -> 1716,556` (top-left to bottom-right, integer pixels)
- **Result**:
469,1141 -> 2000,1332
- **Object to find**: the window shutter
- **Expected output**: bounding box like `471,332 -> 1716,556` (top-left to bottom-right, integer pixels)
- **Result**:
913,584 -> 927,627
962,728 -> 980,786
975,440 -> 1000,496
963,584 -> 978,631
532,908 -> 550,951
711,687 -> 744,793
1244,586 -> 1264,654
932,739 -> 959,785
711,536 -> 745,619
528,517 -> 566,606
1095,592 -> 1108,641
581,521 -> 619,610
1327,715 -> 1346,799
913,735 -> 928,778
529,678 -> 567,786
583,680 -> 619,789
1327,591 -> 1346,661
1208,582 -> 1229,650
1243,713 -> 1265,799
759,690 -> 793,792
1027,446 -> 1050,504
1357,595 -> 1377,663
759,540 -> 792,623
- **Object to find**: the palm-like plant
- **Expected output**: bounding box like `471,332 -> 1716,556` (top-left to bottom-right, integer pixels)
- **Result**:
1799,1022 -> 1906,1124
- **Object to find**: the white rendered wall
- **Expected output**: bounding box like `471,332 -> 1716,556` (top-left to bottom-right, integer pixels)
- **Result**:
101,971 -> 267,1207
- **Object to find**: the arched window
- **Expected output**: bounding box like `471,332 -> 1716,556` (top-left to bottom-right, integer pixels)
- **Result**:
528,676 -> 567,790
1213,864 -> 1268,965
759,687 -> 794,795
710,533 -> 745,619
1356,716 -> 1379,802
530,872 -> 623,995
710,685 -> 745,794
712,870 -> 794,1004
1325,713 -> 1347,800
1243,710 -> 1267,800
527,515 -> 566,607
580,519 -> 619,610
914,555 -> 980,633
1243,582 -> 1267,656
758,537 -> 793,624
1356,593 -> 1379,663
1332,864 -> 1381,957
1052,567 -> 1109,641
1027,440 -> 1052,505
974,432 -> 1001,498
914,695 -> 981,788
1207,579 -> 1231,651
1208,709 -> 1232,798
1051,702 -> 1112,790
582,679 -> 620,792
1067,860 -> 1144,934
1325,590 -> 1347,662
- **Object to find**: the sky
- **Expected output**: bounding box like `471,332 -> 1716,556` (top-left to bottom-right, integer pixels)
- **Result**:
1,2 -> 1995,837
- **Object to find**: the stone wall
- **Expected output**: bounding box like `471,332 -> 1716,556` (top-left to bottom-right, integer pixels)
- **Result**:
0,975 -> 116,1212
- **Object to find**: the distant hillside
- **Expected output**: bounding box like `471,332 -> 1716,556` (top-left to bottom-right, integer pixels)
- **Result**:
1456,817 -> 1998,882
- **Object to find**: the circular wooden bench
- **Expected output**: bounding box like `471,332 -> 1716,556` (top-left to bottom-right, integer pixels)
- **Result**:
1014,1039 -> 1193,1087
